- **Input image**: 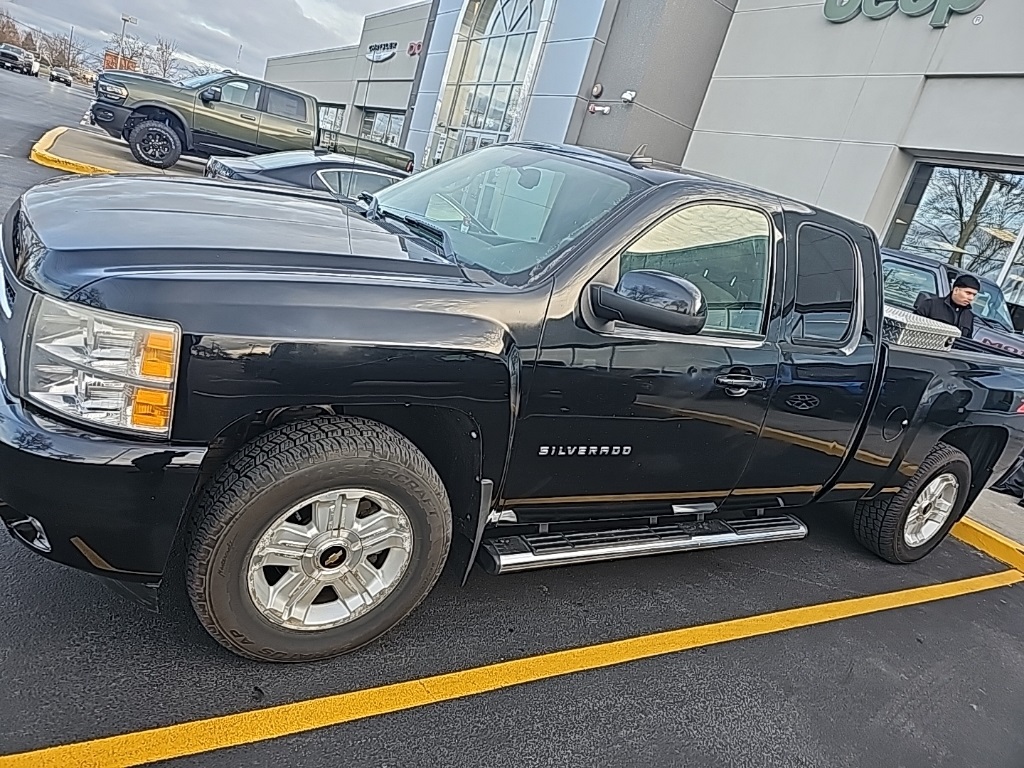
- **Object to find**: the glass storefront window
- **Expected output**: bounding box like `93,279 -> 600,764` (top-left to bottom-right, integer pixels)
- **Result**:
317,103 -> 347,152
886,163 -> 1024,304
425,0 -> 540,167
359,109 -> 405,147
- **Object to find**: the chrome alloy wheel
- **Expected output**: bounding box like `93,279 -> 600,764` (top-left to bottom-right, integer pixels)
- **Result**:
247,489 -> 414,631
903,473 -> 959,548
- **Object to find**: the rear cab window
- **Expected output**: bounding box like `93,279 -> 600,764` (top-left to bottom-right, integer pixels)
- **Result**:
792,224 -> 858,345
882,260 -> 941,310
265,88 -> 308,122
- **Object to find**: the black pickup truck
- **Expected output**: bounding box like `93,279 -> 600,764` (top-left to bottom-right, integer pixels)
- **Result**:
3,143 -> 1024,662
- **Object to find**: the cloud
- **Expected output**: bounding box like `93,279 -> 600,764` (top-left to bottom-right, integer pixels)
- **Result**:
1,0 -> 412,75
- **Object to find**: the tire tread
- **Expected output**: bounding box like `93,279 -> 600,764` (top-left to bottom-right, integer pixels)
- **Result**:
128,119 -> 182,169
185,415 -> 451,662
853,441 -> 971,564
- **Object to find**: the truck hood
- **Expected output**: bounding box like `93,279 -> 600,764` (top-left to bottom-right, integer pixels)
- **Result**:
7,174 -> 464,298
99,71 -> 171,87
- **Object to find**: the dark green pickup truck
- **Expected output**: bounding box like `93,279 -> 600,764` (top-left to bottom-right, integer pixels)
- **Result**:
90,70 -> 415,173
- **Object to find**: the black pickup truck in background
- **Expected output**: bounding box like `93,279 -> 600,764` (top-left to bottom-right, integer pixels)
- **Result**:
3,143 -> 1024,662
881,247 -> 1024,358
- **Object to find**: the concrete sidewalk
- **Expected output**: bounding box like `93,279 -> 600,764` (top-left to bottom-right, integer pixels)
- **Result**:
30,126 -> 203,177
968,490 -> 1024,543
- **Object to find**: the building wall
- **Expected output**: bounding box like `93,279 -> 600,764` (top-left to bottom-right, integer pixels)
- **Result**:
405,0 -> 464,166
352,2 -> 432,113
573,0 -> 734,166
684,0 -> 1024,234
264,46 -> 358,107
407,0 -> 734,169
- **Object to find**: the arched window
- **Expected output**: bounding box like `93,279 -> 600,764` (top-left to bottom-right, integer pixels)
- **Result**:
426,0 -> 539,166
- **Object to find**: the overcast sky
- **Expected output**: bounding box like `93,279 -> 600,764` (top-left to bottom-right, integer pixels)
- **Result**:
1,0 -> 412,74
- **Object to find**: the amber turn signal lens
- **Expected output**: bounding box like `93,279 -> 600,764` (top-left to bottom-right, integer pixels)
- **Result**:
131,388 -> 171,430
140,331 -> 176,380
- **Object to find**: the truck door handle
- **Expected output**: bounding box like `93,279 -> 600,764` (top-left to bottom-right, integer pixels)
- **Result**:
240,113 -> 257,121
297,128 -> 312,136
715,373 -> 767,397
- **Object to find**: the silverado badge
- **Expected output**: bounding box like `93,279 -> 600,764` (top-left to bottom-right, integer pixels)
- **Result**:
538,445 -> 633,456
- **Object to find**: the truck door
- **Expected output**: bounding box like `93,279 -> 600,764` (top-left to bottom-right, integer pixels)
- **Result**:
728,215 -> 879,510
257,88 -> 315,152
500,196 -> 784,515
192,78 -> 263,156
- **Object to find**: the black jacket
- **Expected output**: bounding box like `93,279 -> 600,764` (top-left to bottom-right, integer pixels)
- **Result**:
913,293 -> 974,339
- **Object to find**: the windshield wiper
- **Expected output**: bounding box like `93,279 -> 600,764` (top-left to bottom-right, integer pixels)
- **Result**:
359,193 -> 461,268
399,215 -> 459,264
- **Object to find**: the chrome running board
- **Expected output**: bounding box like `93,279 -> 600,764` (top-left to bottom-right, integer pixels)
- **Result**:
477,515 -> 807,575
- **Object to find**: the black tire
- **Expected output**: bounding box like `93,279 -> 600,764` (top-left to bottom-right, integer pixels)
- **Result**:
128,119 -> 182,169
854,441 -> 972,564
185,416 -> 452,662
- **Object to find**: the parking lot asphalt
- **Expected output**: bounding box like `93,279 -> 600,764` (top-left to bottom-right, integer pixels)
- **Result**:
0,68 -> 90,212
1,506 -> 1022,768
1,68 -> 1023,768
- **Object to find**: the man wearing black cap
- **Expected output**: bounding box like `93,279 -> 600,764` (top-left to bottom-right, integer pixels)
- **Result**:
913,274 -> 979,339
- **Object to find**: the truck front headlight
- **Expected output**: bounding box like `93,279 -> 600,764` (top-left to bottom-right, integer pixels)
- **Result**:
97,82 -> 128,101
24,297 -> 181,437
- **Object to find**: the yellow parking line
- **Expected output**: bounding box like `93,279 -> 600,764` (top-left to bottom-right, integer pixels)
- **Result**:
0,569 -> 1018,768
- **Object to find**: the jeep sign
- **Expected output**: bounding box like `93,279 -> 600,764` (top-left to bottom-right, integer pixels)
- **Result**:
823,0 -> 986,27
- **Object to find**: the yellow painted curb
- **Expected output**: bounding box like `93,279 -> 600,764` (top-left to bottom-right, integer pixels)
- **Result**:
29,127 -> 117,175
953,517 -> 1024,573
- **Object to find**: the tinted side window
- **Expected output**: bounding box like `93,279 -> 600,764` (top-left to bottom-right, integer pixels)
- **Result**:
793,225 -> 857,344
348,172 -> 397,197
618,203 -> 772,337
318,170 -> 354,196
265,88 -> 307,122
221,80 -> 261,109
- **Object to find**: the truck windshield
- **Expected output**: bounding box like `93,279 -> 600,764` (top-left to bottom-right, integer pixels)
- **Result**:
373,145 -> 648,282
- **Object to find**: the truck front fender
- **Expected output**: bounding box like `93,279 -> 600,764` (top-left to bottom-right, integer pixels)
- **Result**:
126,101 -> 195,148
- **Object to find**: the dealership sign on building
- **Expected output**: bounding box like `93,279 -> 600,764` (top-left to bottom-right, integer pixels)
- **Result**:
823,0 -> 986,27
365,41 -> 399,62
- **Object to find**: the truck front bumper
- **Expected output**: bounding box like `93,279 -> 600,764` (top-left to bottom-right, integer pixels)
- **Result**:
0,380 -> 207,585
89,101 -> 132,140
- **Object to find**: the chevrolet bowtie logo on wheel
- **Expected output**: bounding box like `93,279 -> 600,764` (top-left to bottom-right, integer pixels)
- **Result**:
823,0 -> 986,27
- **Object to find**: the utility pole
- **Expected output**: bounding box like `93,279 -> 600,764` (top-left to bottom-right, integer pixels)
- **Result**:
118,13 -> 137,69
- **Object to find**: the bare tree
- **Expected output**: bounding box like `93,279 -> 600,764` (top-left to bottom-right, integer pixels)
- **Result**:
151,36 -> 180,79
20,31 -> 35,52
903,167 -> 1024,277
35,31 -> 83,69
182,61 -> 220,77
106,31 -> 150,69
0,10 -> 20,45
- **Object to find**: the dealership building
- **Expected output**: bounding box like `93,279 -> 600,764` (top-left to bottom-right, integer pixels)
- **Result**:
269,0 -> 1024,300
264,2 -> 431,148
